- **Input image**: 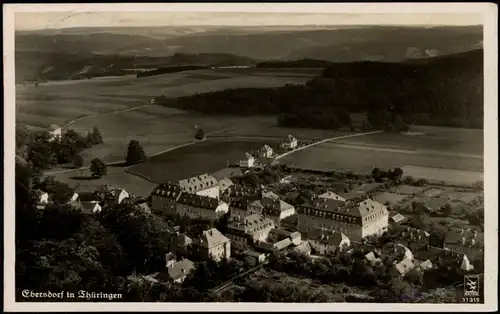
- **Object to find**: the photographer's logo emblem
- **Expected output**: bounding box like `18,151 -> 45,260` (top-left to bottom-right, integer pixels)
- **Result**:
464,274 -> 480,297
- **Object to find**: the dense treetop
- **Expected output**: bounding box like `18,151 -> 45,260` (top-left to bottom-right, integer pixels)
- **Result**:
162,50 -> 483,129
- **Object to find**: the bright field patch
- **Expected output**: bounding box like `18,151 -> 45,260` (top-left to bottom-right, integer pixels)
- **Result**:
280,141 -> 483,174
126,138 -> 282,183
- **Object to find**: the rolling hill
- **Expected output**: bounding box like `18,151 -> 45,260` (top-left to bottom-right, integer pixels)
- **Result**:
16,25 -> 482,61
15,51 -> 259,83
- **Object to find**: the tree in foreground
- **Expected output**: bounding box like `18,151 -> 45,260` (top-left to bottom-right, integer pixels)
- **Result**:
125,140 -> 147,165
73,154 -> 84,169
90,158 -> 107,178
91,127 -> 104,145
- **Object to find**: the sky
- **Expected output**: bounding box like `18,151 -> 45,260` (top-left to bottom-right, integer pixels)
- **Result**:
14,10 -> 483,31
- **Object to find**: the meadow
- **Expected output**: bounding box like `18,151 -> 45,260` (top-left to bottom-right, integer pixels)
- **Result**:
16,68 -> 317,129
17,67 -> 323,166
126,138 -> 283,183
280,126 -> 484,185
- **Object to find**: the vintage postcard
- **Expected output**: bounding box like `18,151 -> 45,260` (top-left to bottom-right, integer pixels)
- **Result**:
3,3 -> 498,312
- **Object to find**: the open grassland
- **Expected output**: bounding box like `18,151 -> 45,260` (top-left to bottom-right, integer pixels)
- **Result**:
45,166 -> 157,197
16,68 -> 316,129
54,106 -> 347,165
334,125 -> 483,155
126,138 -> 283,183
280,126 -> 483,184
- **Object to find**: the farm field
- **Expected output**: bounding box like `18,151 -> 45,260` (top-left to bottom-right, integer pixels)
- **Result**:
16,68 -> 317,129
280,127 -> 484,185
126,138 -> 283,183
56,105 -> 351,165
334,125 -> 483,155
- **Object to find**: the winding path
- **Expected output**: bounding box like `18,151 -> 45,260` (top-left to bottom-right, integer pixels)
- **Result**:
275,130 -> 383,160
62,103 -> 154,129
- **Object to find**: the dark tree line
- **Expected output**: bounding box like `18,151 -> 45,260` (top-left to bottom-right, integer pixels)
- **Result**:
256,59 -> 333,68
371,167 -> 404,182
137,65 -> 207,78
162,49 -> 483,130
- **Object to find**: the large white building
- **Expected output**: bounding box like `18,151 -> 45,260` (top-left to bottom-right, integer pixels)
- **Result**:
261,197 -> 296,227
239,153 -> 255,168
178,174 -> 219,199
151,183 -> 184,215
280,135 -> 298,150
225,214 -> 275,249
297,198 -> 389,241
307,229 -> 351,255
259,145 -> 274,158
193,228 -> 231,262
176,193 -> 228,220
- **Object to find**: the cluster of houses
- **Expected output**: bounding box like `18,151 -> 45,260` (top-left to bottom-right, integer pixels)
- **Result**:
238,135 -> 298,169
34,184 -> 150,215
32,131 -> 480,285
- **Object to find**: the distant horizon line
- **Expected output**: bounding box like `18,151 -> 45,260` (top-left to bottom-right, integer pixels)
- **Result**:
17,23 -> 483,32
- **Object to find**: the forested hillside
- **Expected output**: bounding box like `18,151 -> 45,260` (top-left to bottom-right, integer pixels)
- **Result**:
162,49 -> 483,129
15,52 -> 258,83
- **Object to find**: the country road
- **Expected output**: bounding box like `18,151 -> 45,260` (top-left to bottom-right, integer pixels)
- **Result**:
44,130 -> 381,176
275,130 -> 383,160
62,103 -> 154,129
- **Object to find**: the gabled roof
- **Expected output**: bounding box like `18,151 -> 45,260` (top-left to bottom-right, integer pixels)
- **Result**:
244,250 -> 265,258
284,134 -> 296,142
178,174 -> 218,193
172,233 -> 193,247
196,228 -> 229,249
80,201 -> 100,214
261,198 -> 294,214
229,185 -> 260,197
292,241 -> 311,254
34,189 -> 48,197
262,191 -> 279,200
230,198 -> 250,210
394,257 -> 415,275
177,194 -> 221,210
218,178 -> 234,189
419,259 -> 433,270
301,198 -> 387,218
308,229 -> 349,246
274,238 -> 293,251
167,259 -> 195,281
460,254 -> 474,271
227,214 -> 274,233
249,199 -> 263,208
136,203 -> 151,213
318,191 -> 346,202
390,213 -> 407,223
152,182 -> 183,199
261,144 -> 273,151
365,251 -> 382,265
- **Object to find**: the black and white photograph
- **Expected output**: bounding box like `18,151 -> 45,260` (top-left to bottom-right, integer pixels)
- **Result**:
3,3 -> 498,311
